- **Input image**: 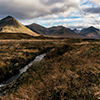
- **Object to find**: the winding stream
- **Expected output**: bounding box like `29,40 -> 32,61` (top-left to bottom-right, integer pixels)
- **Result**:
0,53 -> 46,89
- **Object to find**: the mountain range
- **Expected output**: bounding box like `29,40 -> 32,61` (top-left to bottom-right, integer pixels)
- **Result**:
26,23 -> 100,39
0,16 -> 100,39
26,23 -> 83,38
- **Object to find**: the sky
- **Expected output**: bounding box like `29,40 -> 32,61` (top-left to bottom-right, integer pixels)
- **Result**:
0,0 -> 100,29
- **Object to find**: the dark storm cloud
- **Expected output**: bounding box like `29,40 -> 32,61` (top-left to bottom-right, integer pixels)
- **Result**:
0,0 -> 50,19
83,7 -> 100,14
40,0 -> 65,5
0,0 -> 80,20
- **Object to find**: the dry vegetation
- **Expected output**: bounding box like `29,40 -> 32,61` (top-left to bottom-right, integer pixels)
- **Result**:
0,39 -> 57,83
1,38 -> 100,100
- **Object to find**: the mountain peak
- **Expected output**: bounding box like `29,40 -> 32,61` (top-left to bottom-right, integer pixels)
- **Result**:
88,26 -> 99,31
31,23 -> 38,25
73,28 -> 80,34
73,28 -> 77,30
0,15 -> 20,28
89,26 -> 95,29
2,15 -> 14,21
0,16 -> 39,36
90,26 -> 94,28
30,23 -> 45,28
80,26 -> 100,38
5,15 -> 14,19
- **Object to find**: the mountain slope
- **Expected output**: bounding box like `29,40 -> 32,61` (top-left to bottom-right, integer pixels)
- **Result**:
26,23 -> 83,38
48,26 -> 63,34
80,26 -> 100,38
0,16 -> 39,36
49,26 -> 83,38
73,28 -> 80,34
26,23 -> 49,35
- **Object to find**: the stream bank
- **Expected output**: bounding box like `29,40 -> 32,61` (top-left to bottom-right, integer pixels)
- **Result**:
0,53 -> 46,96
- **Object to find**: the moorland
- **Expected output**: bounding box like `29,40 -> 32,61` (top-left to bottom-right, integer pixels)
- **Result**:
0,16 -> 100,100
0,38 -> 100,100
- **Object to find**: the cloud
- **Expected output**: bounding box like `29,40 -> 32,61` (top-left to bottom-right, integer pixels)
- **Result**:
1,0 -> 100,30
89,0 -> 100,5
0,0 -> 81,20
0,0 -> 50,19
40,0 -> 65,5
83,7 -> 100,14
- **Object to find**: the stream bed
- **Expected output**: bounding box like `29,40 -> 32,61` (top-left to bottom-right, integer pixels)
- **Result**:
0,53 -> 46,94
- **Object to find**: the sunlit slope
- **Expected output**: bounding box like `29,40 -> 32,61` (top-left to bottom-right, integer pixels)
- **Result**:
0,16 -> 39,36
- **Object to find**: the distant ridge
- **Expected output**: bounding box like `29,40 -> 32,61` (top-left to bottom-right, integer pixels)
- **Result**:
0,16 -> 39,36
80,26 -> 100,38
48,26 -> 83,38
26,23 -> 83,38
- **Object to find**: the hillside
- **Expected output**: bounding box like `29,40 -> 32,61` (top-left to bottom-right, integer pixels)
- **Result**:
49,26 -> 83,38
26,23 -> 49,35
0,16 -> 39,36
80,26 -> 100,38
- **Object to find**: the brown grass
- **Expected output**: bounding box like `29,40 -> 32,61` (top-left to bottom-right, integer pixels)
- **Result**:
1,38 -> 100,100
0,39 -> 58,83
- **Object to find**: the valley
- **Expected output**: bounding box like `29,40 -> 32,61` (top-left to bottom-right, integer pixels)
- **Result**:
0,0 -> 100,99
0,16 -> 100,100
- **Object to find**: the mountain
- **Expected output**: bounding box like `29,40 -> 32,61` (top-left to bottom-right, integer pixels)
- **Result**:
26,23 -> 83,38
0,16 -> 39,36
80,28 -> 87,32
26,23 -> 49,35
48,26 -> 83,38
48,26 -> 64,35
73,28 -> 80,34
80,26 -> 100,38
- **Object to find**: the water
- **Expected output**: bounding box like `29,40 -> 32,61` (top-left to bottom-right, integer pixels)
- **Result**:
0,53 -> 46,88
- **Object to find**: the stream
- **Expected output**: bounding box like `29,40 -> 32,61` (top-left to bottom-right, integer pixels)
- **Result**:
0,53 -> 46,90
